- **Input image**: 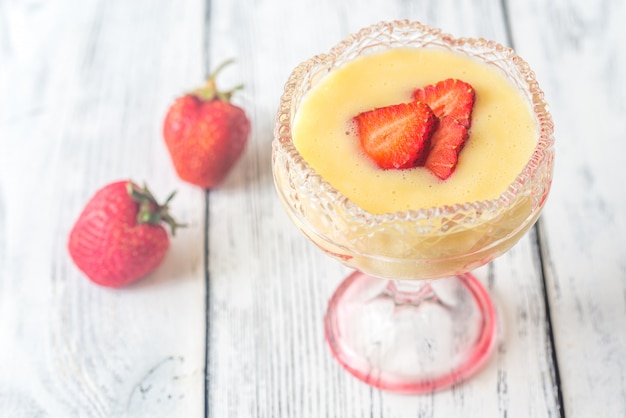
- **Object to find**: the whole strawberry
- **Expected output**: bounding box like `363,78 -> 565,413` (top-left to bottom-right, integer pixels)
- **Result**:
163,59 -> 251,189
68,180 -> 184,288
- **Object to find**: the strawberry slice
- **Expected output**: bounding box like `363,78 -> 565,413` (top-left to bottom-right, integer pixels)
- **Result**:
412,79 -> 475,128
424,115 -> 469,180
354,101 -> 438,169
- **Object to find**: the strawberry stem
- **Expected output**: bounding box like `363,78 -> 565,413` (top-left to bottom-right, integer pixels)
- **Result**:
210,58 -> 236,81
127,182 -> 186,236
191,59 -> 244,102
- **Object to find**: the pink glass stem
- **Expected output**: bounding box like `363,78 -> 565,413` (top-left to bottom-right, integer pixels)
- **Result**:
377,280 -> 442,308
325,271 -> 497,394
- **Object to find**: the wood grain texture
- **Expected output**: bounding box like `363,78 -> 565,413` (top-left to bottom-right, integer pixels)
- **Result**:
508,0 -> 626,416
0,0 -> 206,416
1,0 -> 624,416
205,1 -> 559,417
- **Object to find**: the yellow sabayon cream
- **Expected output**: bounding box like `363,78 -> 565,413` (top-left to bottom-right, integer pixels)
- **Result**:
292,48 -> 536,214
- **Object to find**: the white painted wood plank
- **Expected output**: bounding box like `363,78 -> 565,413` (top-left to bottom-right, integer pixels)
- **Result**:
206,0 -> 559,416
7,0 -> 621,415
0,0 -> 206,416
508,0 -> 626,417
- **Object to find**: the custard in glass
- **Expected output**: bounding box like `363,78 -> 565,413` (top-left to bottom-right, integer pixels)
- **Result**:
292,48 -> 536,212
272,25 -> 553,281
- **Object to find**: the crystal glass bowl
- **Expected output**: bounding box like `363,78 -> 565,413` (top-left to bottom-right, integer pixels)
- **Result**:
272,20 -> 554,393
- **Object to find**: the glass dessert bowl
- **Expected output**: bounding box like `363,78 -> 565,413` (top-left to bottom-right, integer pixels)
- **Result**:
272,20 -> 555,394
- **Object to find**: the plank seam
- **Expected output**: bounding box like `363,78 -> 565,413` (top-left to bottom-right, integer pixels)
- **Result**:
536,221 -> 566,418
203,3 -> 212,417
501,0 -> 565,415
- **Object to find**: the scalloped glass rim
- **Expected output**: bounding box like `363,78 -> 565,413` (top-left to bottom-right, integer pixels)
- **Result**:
273,19 -> 555,227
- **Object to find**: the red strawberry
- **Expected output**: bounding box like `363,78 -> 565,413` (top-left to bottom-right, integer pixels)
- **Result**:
424,115 -> 469,180
68,181 -> 184,288
412,79 -> 475,128
354,101 -> 438,169
164,60 -> 251,189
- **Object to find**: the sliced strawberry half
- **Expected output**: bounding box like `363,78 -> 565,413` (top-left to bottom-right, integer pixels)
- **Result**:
412,79 -> 475,128
354,101 -> 438,169
424,115 -> 469,180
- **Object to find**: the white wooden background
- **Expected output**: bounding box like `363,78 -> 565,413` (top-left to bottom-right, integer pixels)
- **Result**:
1,0 -> 625,417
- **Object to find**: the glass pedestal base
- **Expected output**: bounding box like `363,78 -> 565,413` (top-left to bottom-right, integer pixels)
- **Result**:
324,271 -> 497,394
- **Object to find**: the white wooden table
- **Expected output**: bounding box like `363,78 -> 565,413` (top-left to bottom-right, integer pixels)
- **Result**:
1,0 -> 625,416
